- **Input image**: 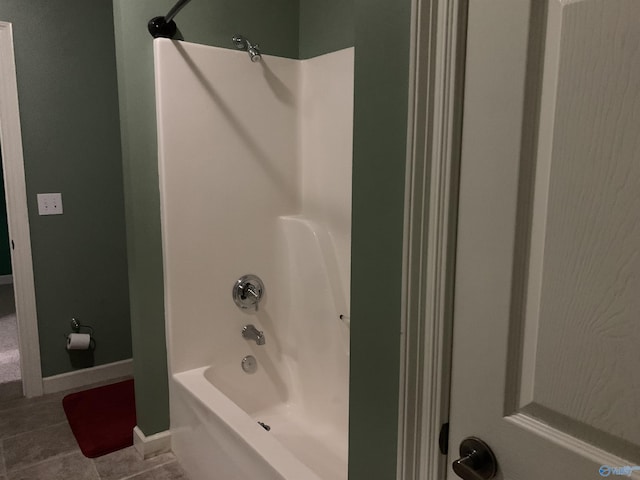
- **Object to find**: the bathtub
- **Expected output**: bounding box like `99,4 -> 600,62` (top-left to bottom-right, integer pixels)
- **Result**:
167,216 -> 349,480
170,364 -> 348,480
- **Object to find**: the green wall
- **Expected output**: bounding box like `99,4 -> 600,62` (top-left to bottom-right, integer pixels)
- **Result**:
0,0 -> 132,376
112,0 -> 300,436
349,0 -> 412,477
0,158 -> 11,276
299,0 -> 354,59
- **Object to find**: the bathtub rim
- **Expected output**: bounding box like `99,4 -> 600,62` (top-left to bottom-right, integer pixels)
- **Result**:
171,366 -> 323,480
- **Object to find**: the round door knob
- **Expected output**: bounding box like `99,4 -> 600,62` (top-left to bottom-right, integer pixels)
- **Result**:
452,437 -> 498,480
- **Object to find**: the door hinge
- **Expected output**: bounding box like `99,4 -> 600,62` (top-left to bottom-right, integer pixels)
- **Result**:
438,422 -> 449,455
11,240 -> 14,250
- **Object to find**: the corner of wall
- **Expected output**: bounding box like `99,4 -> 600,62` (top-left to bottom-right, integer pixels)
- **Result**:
133,426 -> 172,459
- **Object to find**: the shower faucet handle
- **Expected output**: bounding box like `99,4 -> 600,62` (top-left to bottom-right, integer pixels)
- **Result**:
232,274 -> 265,310
244,284 -> 259,299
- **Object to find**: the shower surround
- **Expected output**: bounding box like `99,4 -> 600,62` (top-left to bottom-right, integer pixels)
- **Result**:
154,39 -> 353,480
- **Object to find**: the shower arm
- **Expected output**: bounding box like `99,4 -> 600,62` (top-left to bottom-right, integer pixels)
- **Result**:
148,0 -> 192,39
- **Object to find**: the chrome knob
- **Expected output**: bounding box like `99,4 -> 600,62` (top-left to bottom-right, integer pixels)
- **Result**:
452,437 -> 497,480
232,274 -> 265,310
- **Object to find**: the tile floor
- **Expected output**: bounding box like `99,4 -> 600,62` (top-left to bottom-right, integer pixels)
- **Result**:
0,379 -> 189,480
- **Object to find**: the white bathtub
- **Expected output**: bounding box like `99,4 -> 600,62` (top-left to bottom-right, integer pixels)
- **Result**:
167,216 -> 349,480
170,364 -> 348,480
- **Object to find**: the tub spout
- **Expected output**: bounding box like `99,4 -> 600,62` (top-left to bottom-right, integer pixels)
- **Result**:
242,324 -> 265,345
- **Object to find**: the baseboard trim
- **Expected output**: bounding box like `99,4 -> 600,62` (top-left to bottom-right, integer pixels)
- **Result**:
133,426 -> 172,459
0,275 -> 13,285
42,358 -> 133,394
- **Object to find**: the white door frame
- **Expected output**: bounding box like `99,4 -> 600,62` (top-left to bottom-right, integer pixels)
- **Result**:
0,21 -> 43,397
397,0 -> 466,478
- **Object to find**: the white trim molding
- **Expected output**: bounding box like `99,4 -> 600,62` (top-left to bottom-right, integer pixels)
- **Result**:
398,0 -> 467,479
0,21 -> 43,398
133,426 -> 172,459
42,358 -> 133,394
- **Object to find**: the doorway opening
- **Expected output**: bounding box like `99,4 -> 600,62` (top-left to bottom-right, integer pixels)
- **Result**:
0,285 -> 19,399
0,159 -> 20,399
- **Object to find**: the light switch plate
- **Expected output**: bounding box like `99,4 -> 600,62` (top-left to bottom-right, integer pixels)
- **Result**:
37,193 -> 63,215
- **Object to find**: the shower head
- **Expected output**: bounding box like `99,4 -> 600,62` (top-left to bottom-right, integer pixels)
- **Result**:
233,35 -> 262,63
248,46 -> 262,63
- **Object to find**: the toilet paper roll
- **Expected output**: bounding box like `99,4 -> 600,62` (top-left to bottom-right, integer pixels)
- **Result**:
66,333 -> 91,350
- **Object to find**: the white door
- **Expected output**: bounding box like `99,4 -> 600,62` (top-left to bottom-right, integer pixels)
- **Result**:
448,1 -> 640,479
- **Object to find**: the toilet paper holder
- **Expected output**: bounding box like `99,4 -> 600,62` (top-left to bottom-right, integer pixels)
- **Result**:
66,318 -> 96,351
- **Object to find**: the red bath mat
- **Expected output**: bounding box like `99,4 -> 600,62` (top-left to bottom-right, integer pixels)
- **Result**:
62,379 -> 137,458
